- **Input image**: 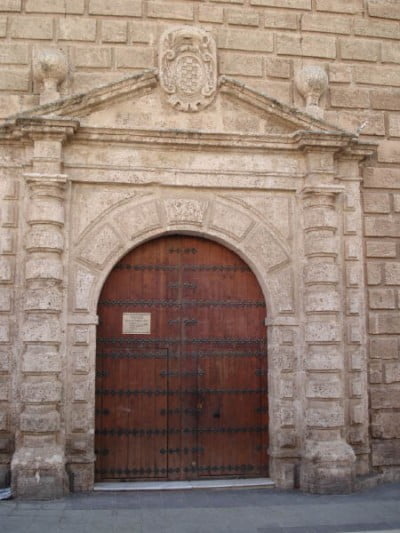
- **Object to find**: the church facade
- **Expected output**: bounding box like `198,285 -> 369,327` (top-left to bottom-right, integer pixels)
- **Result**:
0,1 -> 399,499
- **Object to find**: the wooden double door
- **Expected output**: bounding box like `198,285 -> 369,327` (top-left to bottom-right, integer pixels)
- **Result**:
95,235 -> 268,481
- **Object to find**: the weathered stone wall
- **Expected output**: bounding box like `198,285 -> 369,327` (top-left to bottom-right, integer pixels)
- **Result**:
0,0 -> 399,491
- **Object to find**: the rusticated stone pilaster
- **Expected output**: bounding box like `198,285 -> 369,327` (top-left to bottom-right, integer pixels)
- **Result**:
300,183 -> 356,494
11,119 -> 78,499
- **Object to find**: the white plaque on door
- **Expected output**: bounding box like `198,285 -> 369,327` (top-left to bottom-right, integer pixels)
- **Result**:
122,312 -> 151,334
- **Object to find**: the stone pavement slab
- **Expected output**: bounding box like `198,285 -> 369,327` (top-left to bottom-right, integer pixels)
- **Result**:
0,482 -> 399,533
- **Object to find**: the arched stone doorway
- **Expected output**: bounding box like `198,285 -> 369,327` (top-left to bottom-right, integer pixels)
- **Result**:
95,234 -> 268,482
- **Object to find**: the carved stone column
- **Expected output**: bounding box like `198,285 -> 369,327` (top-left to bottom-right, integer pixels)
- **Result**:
11,118 -> 78,499
299,149 -> 355,494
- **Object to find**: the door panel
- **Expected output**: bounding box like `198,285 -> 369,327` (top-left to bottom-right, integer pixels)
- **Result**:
95,235 -> 268,481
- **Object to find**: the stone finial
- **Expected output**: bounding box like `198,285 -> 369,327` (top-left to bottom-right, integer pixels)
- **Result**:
33,48 -> 68,105
295,65 -> 328,120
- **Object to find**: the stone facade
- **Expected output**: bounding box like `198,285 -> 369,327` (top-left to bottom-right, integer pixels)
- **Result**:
0,1 -> 399,498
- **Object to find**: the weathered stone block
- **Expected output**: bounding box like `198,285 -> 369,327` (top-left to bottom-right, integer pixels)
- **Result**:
368,0 -> 400,20
305,290 -> 340,312
384,362 -> 400,384
354,18 -> 400,39
304,263 -> 338,284
72,350 -> 90,373
147,1 -> 193,21
316,0 -> 362,13
363,192 -> 391,213
302,14 -> 351,34
370,386 -> 400,408
369,288 -> 396,309
26,227 -> 64,252
306,404 -> 344,427
79,224 -> 122,267
366,241 -> 397,258
26,0 -> 84,13
304,207 -> 337,230
72,379 -> 90,402
372,440 -> 400,466
58,17 -> 97,41
365,216 -> 400,237
265,58 -> 291,79
0,287 -> 11,311
89,0 -> 141,16
372,412 -> 400,439
218,29 -> 273,53
0,69 -> 30,90
10,16 -> 53,39
0,43 -> 29,64
277,33 -> 336,58
25,258 -> 63,281
226,8 -> 259,26
115,47 -> 154,69
384,262 -> 400,285
0,319 -> 10,343
369,313 -> 400,335
330,87 -> 370,108
370,89 -> 400,111
23,346 -> 61,373
0,0 -> 21,10
340,38 -> 380,61
22,381 -> 62,403
25,286 -> 62,312
22,316 -> 61,343
305,235 -> 338,256
305,322 -> 340,343
370,337 -> 399,359
199,5 -> 223,23
382,43 -> 400,65
366,263 -> 382,285
71,405 -> 91,431
305,346 -> 343,371
101,20 -> 127,43
394,194 -> 400,212
369,361 -> 383,384
306,378 -> 341,399
74,47 -> 112,68
20,409 -> 60,432
265,12 -> 299,29
250,0 -> 311,8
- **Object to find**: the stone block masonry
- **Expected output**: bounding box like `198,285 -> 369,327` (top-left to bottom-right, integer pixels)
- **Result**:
0,0 -> 398,498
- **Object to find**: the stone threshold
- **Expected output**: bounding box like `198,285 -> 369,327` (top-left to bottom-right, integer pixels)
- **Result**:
94,478 -> 275,491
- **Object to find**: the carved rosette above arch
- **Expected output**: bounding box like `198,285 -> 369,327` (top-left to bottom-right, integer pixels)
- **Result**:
159,26 -> 217,112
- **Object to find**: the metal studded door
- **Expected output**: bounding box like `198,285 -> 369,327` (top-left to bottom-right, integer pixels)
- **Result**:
95,235 -> 268,481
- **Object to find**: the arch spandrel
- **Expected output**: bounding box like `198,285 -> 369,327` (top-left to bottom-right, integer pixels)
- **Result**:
71,194 -> 296,321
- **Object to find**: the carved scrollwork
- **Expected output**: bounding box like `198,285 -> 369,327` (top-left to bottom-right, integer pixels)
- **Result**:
159,26 -> 217,112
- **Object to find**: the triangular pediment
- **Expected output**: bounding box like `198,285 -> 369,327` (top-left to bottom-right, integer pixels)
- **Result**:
1,69 -> 354,139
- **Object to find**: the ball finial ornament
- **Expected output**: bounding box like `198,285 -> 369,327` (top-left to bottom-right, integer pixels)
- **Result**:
295,65 -> 328,119
33,48 -> 68,105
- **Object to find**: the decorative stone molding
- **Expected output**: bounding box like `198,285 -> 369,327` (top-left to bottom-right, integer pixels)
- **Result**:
295,65 -> 328,120
159,26 -> 217,112
33,48 -> 68,105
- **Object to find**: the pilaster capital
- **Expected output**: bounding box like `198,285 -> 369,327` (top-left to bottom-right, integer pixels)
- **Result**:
299,185 -> 344,207
24,173 -> 67,199
16,116 -> 79,143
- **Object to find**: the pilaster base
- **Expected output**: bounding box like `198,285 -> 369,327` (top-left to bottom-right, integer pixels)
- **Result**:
11,446 -> 67,499
300,440 -> 356,494
67,462 -> 94,492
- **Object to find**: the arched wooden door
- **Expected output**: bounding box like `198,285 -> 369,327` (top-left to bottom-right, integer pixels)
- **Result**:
95,235 -> 268,481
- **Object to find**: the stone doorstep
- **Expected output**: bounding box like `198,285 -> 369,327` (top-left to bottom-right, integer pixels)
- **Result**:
94,478 -> 275,491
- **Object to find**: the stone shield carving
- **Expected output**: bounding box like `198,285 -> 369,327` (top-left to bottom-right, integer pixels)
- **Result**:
159,26 -> 217,112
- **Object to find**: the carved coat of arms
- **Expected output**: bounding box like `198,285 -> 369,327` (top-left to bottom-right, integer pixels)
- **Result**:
159,26 -> 217,112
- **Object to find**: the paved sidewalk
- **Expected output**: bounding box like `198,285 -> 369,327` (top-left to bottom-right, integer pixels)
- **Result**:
1,482 -> 400,533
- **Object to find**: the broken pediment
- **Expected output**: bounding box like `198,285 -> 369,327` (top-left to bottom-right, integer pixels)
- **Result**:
2,69 -> 354,140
